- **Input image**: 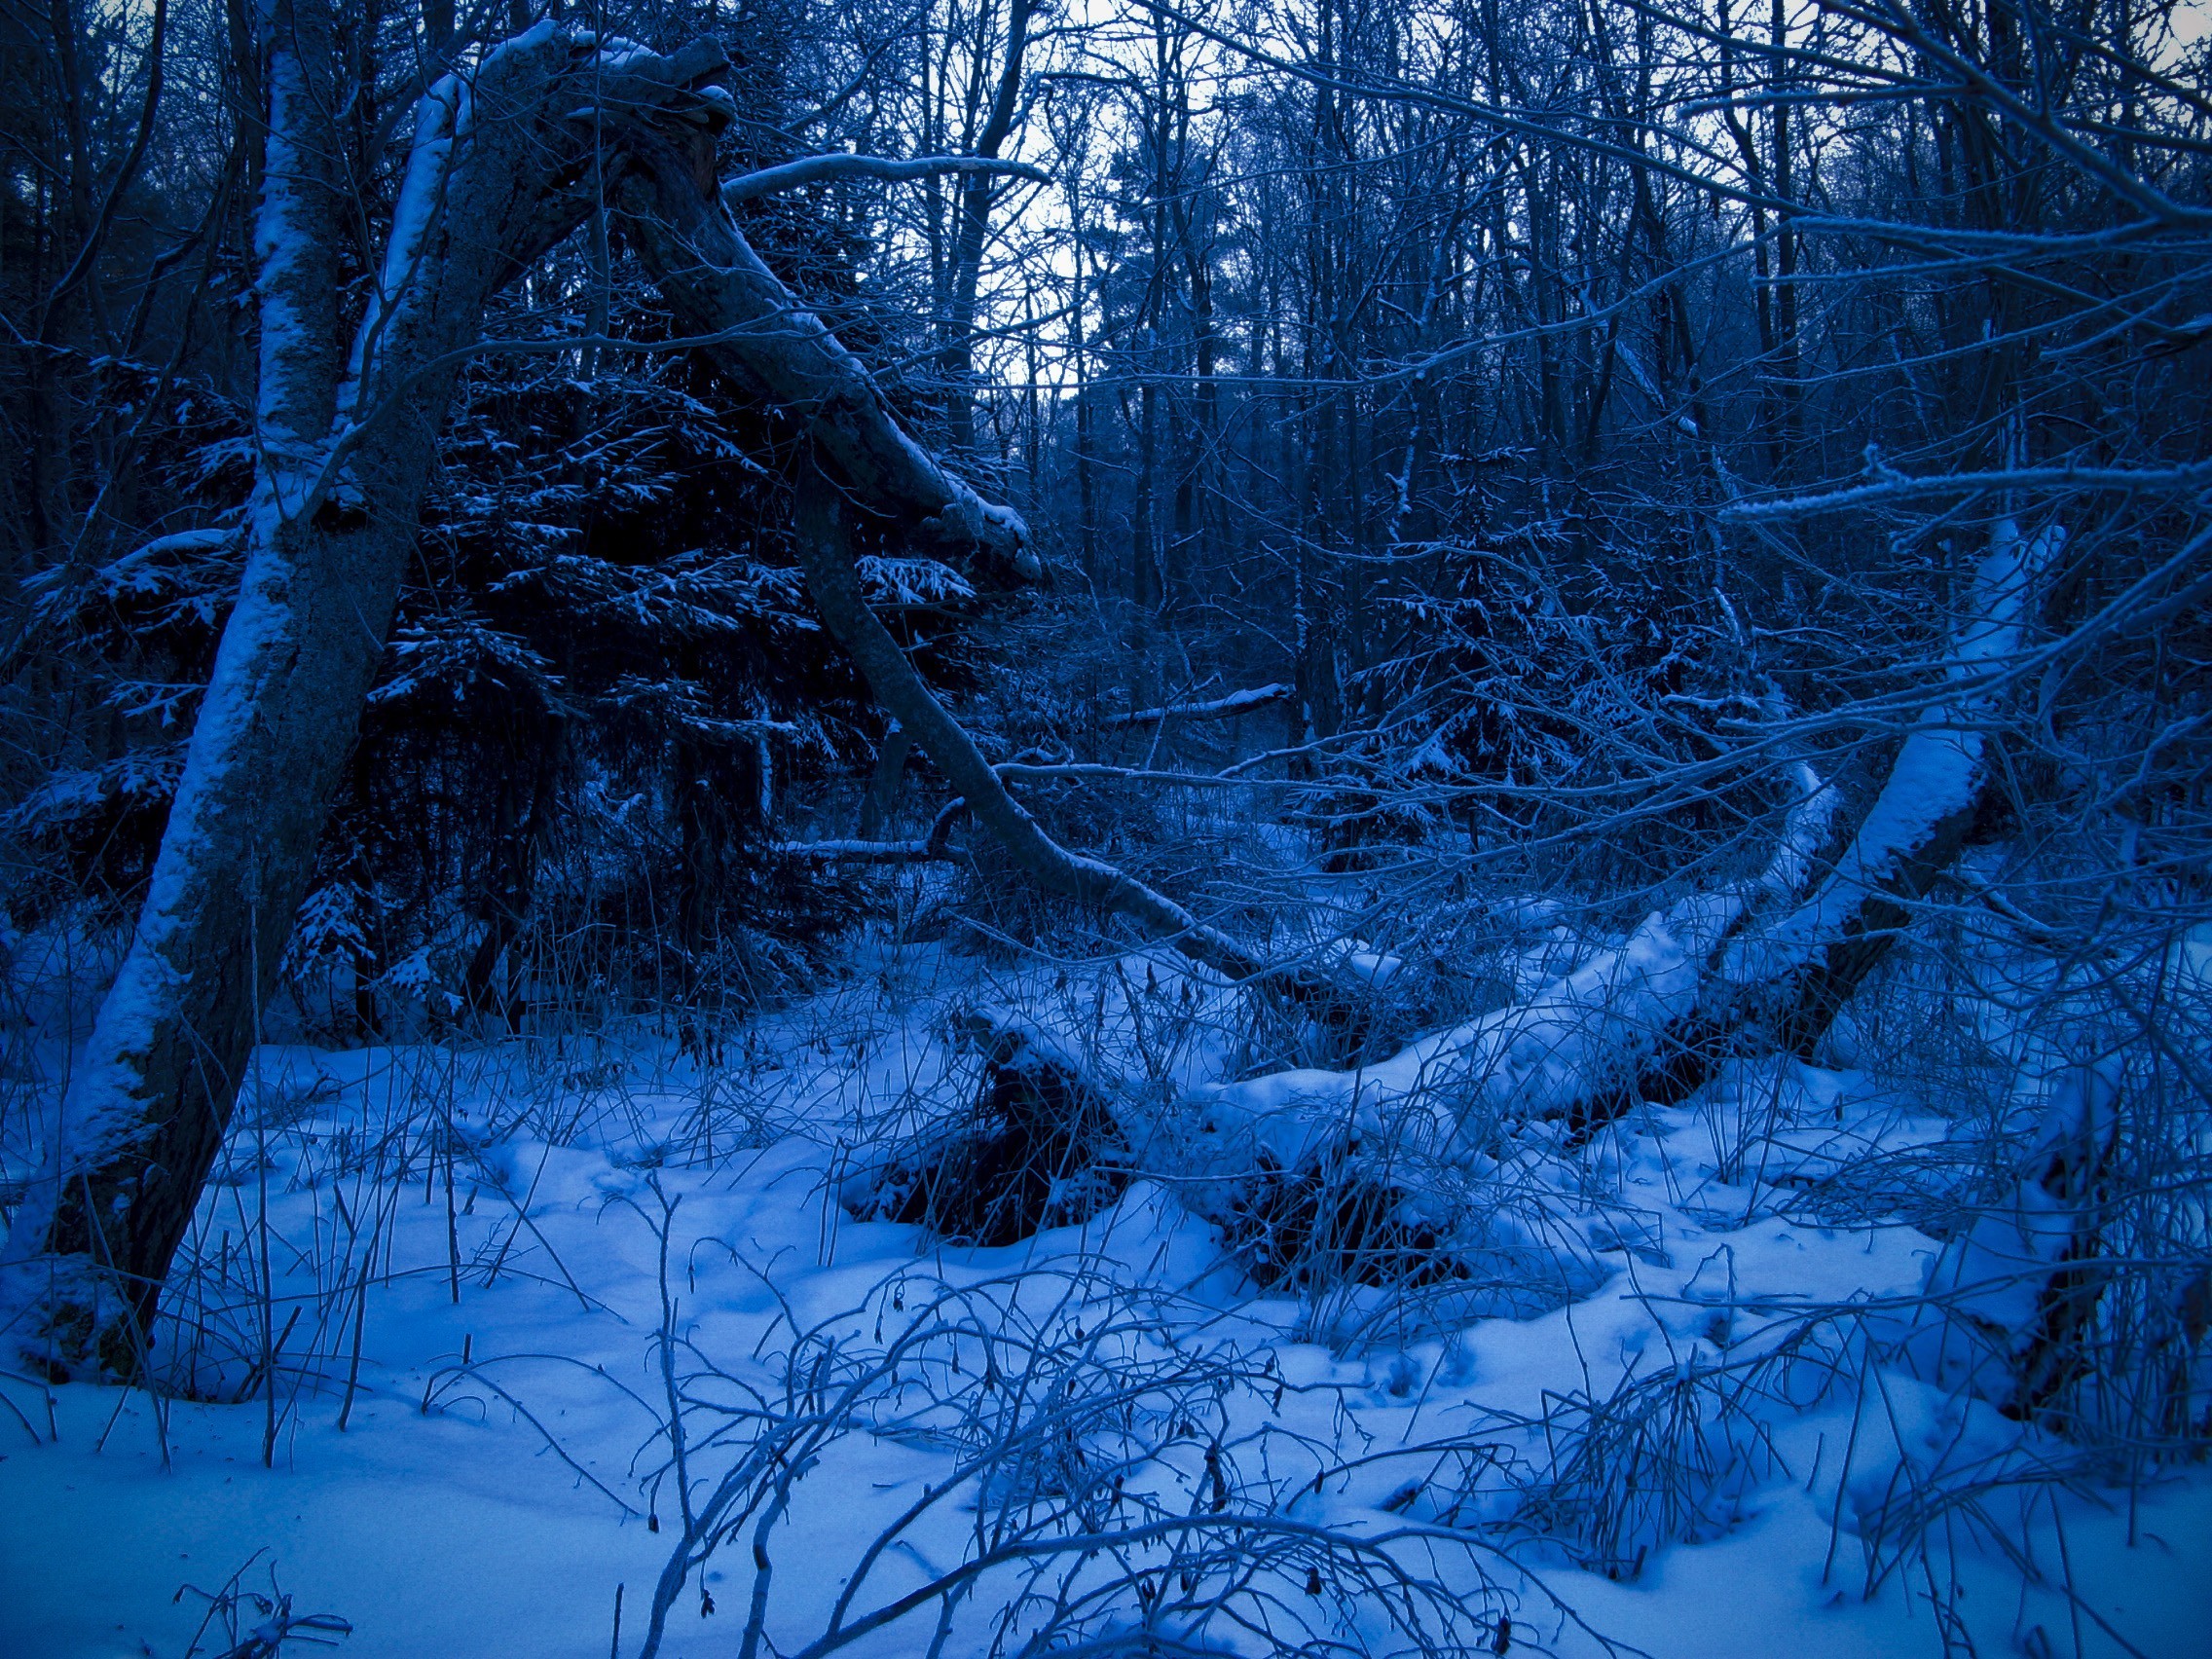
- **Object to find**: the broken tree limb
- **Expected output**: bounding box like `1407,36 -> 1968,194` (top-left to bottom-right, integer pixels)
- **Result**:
775,447 -> 1267,982
787,793 -> 973,866
774,836 -> 963,866
611,123 -> 1037,587
992,761 -> 1294,790
1100,683 -> 1294,729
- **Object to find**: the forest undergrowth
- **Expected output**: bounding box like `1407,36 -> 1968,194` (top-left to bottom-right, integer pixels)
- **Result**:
3,767 -> 2207,1659
5,0 -> 2209,1650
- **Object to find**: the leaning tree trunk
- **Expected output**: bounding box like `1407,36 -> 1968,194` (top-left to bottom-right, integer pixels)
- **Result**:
1,25 -> 751,1375
611,129 -> 1035,586
609,129 -> 1267,982
2,0 -> 349,1373
788,449 -> 1268,982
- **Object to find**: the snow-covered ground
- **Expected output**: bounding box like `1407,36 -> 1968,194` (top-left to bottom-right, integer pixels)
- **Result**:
4,940 -> 2207,1659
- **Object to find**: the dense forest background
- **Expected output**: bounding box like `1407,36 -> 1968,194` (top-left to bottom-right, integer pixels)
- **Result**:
6,0 -> 2206,1019
1,0 -> 2209,1651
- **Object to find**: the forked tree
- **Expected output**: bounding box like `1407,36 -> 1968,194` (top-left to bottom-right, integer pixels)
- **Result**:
0,6 -> 1040,1375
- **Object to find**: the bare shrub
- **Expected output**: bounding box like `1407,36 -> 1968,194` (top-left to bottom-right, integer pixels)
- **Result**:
622,1240 -> 1604,1659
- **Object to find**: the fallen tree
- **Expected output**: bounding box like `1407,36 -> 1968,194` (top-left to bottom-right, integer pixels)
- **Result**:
851,523 -> 2048,1295
1567,520 -> 2053,1137
1180,519 -> 2045,1174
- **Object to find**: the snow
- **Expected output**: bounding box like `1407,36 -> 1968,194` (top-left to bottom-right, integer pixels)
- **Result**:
75,528 -> 239,603
246,24 -> 329,468
0,748 -> 187,836
336,71 -> 469,425
1183,901 -> 1727,1175
6,938 -> 2202,1659
854,554 -> 977,607
1104,683 -> 1294,728
1758,758 -> 1840,899
1723,520 -> 2051,991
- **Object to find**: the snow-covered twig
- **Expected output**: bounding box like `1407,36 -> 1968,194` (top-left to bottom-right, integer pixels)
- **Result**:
1099,682 -> 1293,728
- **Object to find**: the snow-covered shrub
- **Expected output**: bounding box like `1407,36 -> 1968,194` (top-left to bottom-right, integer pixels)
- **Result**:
626,1257 -> 1541,1659
1503,1351 -> 1788,1579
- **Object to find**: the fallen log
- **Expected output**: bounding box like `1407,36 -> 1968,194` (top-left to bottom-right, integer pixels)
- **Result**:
775,838 -> 954,865
851,525 -> 2049,1292
842,1010 -> 1581,1303
776,799 -> 970,866
846,1013 -> 1129,1246
1169,522 -> 2048,1291
1565,519 -> 2050,1140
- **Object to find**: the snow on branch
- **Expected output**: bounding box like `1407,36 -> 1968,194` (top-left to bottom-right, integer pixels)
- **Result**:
616,118 -> 1035,582
1719,459 -> 2212,520
993,760 -> 1291,790
1099,683 -> 1293,729
1720,519 -> 2051,995
337,61 -> 472,423
1174,896 -> 1741,1182
772,837 -> 960,864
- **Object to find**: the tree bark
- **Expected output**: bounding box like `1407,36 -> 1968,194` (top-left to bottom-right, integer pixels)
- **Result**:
613,120 -> 1035,586
1,26 -> 746,1373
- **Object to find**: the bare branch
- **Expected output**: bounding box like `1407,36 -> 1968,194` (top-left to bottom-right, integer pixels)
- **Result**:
721,153 -> 1049,207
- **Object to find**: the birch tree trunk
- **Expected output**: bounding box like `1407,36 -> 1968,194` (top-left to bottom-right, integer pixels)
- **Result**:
0,23 -> 740,1373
